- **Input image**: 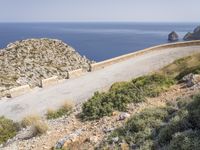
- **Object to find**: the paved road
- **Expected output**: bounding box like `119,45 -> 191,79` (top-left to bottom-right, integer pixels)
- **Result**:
1,46 -> 200,121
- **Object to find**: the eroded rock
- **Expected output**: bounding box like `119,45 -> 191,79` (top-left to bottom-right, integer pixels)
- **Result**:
168,31 -> 179,42
182,73 -> 200,87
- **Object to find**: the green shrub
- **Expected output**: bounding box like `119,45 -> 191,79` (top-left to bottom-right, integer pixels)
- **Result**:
46,101 -> 73,120
168,130 -> 200,150
81,74 -> 174,120
176,65 -> 200,80
81,92 -> 114,120
99,92 -> 200,149
99,107 -> 174,149
0,116 -> 18,144
187,94 -> 200,129
132,74 -> 175,97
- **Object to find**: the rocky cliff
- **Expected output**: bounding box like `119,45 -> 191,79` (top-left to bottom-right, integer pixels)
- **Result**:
0,38 -> 94,95
168,31 -> 179,42
184,26 -> 200,40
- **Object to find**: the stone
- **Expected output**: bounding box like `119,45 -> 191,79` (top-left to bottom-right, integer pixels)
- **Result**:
194,26 -> 200,33
117,112 -> 131,121
103,127 -> 115,133
182,73 -> 200,87
55,128 -> 83,149
0,38 -> 95,98
168,31 -> 179,42
88,136 -> 98,144
17,126 -> 37,140
183,32 -> 193,41
112,137 -> 119,143
183,26 -> 200,40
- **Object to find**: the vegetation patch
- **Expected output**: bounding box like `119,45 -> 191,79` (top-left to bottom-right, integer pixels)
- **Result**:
81,74 -> 174,120
33,120 -> 49,135
81,53 -> 200,121
21,114 -> 48,136
160,53 -> 200,79
99,93 -> 200,150
21,114 -> 41,127
46,102 -> 73,120
0,116 -> 18,144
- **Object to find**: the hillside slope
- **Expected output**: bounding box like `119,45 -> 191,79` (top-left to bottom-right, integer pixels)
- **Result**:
0,38 -> 93,94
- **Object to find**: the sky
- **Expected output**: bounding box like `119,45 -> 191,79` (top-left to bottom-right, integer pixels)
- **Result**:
0,0 -> 199,22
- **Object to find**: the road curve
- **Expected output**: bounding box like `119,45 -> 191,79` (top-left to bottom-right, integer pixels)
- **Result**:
0,45 -> 200,121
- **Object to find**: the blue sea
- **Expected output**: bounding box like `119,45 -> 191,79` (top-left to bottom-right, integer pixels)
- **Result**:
0,22 -> 198,61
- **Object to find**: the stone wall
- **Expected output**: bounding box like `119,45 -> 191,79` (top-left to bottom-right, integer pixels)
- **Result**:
90,40 -> 200,71
40,76 -> 59,88
9,85 -> 31,98
68,68 -> 85,79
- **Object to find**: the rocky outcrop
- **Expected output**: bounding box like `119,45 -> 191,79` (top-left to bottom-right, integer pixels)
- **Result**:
168,31 -> 179,42
183,26 -> 200,40
182,73 -> 200,87
0,38 -> 94,96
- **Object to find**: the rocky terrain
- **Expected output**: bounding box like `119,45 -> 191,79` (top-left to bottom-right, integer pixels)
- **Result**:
168,31 -> 179,42
0,38 -> 94,97
184,26 -> 200,40
2,74 -> 200,150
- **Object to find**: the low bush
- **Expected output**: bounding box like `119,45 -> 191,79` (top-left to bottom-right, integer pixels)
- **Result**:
168,130 -> 200,150
33,120 -> 48,135
99,93 -> 200,149
21,114 -> 48,136
99,107 -> 175,149
132,74 -> 175,97
21,114 -> 41,127
0,116 -> 18,144
46,101 -> 73,119
81,74 -> 174,120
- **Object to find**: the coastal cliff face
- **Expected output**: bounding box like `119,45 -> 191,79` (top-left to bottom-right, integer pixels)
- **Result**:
184,26 -> 200,40
0,38 -> 93,94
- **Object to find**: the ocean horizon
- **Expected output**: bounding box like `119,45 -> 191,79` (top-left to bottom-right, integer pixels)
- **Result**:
0,22 -> 199,61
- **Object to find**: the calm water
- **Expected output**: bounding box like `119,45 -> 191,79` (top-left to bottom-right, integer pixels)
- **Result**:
0,22 -> 198,61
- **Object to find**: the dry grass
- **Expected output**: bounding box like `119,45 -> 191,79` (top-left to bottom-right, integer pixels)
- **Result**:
34,120 -> 48,135
46,101 -> 74,120
21,114 -> 41,127
21,114 -> 48,135
160,53 -> 200,78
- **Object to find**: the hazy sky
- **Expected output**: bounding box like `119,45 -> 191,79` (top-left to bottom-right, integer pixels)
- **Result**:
0,0 -> 199,22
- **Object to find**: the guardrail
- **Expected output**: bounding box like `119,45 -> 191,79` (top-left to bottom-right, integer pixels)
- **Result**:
2,40 -> 200,98
9,85 -> 31,98
90,40 -> 200,71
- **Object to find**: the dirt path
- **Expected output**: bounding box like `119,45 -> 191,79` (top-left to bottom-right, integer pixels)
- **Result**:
0,46 -> 200,121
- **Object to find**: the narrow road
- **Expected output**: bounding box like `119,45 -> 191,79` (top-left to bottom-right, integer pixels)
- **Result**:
1,45 -> 200,121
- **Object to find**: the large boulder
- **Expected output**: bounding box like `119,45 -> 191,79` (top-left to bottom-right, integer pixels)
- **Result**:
182,73 -> 200,87
183,26 -> 200,41
168,31 -> 179,42
183,32 -> 193,41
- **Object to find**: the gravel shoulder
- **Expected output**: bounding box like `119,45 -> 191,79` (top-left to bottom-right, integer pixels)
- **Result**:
0,46 -> 200,121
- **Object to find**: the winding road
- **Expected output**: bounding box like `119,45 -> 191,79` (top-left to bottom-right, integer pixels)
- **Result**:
1,44 -> 200,121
